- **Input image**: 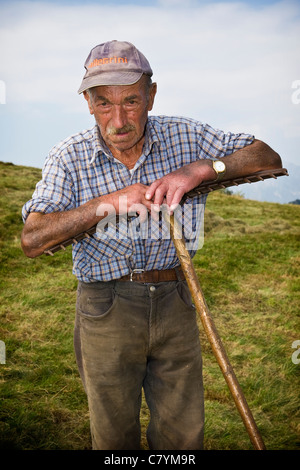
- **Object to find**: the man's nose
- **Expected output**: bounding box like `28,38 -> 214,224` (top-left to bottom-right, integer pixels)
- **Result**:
111,105 -> 127,129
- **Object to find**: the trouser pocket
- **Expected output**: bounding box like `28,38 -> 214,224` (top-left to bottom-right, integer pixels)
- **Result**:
77,281 -> 116,319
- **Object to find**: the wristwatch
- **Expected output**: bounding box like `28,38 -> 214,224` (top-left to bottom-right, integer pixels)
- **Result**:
212,159 -> 226,182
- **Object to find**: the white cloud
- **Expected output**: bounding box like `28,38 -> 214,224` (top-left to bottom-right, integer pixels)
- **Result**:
0,0 -> 299,170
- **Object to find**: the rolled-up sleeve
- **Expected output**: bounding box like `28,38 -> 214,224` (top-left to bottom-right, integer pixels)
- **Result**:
22,153 -> 76,222
198,123 -> 255,160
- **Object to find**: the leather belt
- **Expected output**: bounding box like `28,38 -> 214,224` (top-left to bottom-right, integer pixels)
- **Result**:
119,267 -> 185,283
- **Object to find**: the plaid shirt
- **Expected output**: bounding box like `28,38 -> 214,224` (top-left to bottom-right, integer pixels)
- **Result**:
22,116 -> 254,282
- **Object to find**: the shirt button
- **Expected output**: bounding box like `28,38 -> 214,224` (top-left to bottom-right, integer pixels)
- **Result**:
149,286 -> 156,292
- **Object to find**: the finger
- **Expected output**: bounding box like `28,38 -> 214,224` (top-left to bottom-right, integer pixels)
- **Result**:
145,183 -> 157,202
169,187 -> 186,213
141,197 -> 154,213
165,186 -> 179,209
152,183 -> 172,206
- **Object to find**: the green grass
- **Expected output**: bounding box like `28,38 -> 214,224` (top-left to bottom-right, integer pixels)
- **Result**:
0,161 -> 299,450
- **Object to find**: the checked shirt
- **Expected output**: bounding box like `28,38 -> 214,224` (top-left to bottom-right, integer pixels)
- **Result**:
22,116 -> 254,282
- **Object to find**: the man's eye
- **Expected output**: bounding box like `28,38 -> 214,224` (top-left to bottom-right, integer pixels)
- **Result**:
126,100 -> 138,107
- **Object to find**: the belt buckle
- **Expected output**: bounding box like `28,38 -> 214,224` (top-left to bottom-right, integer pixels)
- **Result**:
130,268 -> 145,282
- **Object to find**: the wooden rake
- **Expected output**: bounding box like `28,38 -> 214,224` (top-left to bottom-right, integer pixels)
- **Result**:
44,168 -> 288,450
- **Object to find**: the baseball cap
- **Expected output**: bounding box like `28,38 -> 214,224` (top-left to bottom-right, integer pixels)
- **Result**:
78,40 -> 153,94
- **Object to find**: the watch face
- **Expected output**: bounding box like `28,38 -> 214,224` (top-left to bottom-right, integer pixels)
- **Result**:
214,161 -> 226,172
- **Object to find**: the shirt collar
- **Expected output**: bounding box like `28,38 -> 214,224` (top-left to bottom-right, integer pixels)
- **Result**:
89,119 -> 159,165
143,118 -> 159,156
89,125 -> 111,165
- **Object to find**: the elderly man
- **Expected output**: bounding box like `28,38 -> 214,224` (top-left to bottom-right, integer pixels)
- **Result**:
21,40 -> 281,450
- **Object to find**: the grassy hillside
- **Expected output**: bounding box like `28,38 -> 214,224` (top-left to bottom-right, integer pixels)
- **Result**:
0,161 -> 299,450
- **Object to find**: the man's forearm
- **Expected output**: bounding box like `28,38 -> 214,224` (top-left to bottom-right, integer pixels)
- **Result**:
217,139 -> 282,180
21,196 -> 104,258
145,139 -> 282,210
21,182 -> 152,258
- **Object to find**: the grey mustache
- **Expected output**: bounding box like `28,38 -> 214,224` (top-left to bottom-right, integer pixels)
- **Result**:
107,124 -> 136,135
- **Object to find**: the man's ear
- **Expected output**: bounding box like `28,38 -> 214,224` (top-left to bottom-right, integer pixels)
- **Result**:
83,90 -> 94,115
147,82 -> 157,112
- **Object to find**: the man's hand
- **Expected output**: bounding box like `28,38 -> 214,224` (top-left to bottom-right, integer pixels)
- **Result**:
145,161 -> 215,212
97,183 -> 152,223
109,183 -> 152,215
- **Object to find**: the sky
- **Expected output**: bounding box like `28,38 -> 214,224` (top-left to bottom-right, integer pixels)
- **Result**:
0,0 -> 299,202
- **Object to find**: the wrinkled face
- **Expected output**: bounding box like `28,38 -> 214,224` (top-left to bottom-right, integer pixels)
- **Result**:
84,77 -> 157,155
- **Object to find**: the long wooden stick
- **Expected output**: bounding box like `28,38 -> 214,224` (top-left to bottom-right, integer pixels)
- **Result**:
166,211 -> 266,450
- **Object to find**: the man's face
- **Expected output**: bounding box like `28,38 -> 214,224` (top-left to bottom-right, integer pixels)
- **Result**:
84,77 -> 156,155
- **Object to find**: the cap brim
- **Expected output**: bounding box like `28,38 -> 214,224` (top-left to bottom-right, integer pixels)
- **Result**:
78,71 -> 144,94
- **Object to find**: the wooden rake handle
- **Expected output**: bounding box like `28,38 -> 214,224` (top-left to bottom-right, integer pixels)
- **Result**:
165,211 -> 266,450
